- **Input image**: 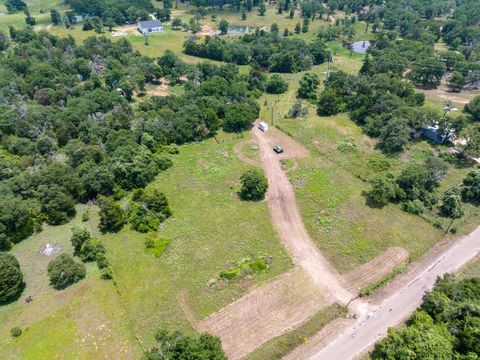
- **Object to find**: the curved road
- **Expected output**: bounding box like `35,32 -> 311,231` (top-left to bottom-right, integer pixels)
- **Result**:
308,225 -> 480,360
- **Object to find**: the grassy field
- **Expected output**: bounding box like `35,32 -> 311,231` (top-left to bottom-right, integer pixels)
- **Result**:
0,132 -> 292,356
258,63 -> 479,273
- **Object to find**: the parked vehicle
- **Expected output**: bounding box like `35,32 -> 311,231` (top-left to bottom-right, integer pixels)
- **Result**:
258,122 -> 269,132
273,145 -> 284,154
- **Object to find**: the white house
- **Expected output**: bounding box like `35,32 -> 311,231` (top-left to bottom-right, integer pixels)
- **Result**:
258,122 -> 269,132
138,20 -> 163,34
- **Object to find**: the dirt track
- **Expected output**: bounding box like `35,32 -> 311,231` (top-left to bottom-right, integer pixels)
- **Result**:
251,123 -> 353,305
199,269 -> 330,359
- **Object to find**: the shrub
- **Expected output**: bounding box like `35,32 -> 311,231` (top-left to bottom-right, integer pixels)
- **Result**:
96,253 -> 110,269
402,200 -> 424,215
154,155 -> 173,171
0,253 -> 23,303
265,74 -> 288,94
239,168 -> 268,201
100,266 -> 113,280
144,235 -> 171,257
70,226 -> 91,256
79,238 -> 106,262
98,196 -> 126,233
129,189 -> 172,233
47,253 -> 86,289
10,326 -> 22,338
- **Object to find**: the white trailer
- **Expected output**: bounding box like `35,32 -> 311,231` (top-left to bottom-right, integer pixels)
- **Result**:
258,122 -> 269,132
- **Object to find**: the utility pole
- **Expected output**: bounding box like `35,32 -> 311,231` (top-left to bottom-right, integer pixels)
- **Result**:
326,49 -> 332,80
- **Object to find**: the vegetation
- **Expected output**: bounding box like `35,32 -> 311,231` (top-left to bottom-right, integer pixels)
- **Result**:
360,264 -> 406,297
144,235 -> 171,258
47,253 -> 86,290
246,304 -> 347,360
371,275 -> 480,359
217,255 -> 271,282
143,328 -> 226,359
0,253 -> 23,303
240,168 -> 268,201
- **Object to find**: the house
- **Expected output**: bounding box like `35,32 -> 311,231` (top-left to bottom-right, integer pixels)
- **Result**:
138,20 -> 163,35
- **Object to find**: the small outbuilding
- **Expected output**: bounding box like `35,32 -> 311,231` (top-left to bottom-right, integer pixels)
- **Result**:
138,20 -> 163,34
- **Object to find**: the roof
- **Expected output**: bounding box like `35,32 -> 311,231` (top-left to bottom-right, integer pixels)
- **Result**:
138,20 -> 162,29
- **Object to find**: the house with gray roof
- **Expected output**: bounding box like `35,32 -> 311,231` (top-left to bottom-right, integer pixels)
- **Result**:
138,20 -> 163,34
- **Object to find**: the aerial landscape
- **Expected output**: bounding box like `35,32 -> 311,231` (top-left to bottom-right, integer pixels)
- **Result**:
0,0 -> 479,359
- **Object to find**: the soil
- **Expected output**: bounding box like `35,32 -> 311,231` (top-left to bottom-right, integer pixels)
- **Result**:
198,269 -> 330,359
344,247 -> 409,293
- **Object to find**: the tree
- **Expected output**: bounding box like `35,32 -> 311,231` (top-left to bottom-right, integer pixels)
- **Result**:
98,196 -> 126,233
447,71 -> 465,92
317,90 -> 343,115
47,253 -> 86,289
297,72 -> 320,100
143,329 -> 227,359
441,187 -> 463,219
461,170 -> 480,203
240,168 -> 268,201
83,19 -> 93,31
241,11 -> 247,20
171,18 -> 182,29
0,253 -> 23,303
258,1 -> 266,16
408,58 -> 446,89
301,18 -> 309,33
129,189 -> 172,233
464,96 -> 480,121
379,118 -> 410,153
50,9 -> 60,25
265,74 -> 288,94
223,102 -> 259,132
294,22 -> 301,34
271,23 -> 279,34
70,226 -> 91,256
219,19 -> 229,35
366,177 -> 398,208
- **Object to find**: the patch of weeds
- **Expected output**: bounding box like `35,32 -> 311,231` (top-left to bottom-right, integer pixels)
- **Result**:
360,263 -> 406,297
10,326 -> 22,338
337,140 -> 357,153
211,255 -> 272,286
145,234 -> 171,258
317,215 -> 333,226
280,159 -> 294,171
367,155 -> 391,172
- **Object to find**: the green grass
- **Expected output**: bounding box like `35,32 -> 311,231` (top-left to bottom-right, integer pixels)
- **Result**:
145,236 -> 171,258
0,132 -> 292,356
245,304 -> 347,360
460,259 -> 480,279
258,54 -> 479,273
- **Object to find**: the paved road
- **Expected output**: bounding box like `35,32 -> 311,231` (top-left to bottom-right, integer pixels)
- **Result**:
309,226 -> 480,360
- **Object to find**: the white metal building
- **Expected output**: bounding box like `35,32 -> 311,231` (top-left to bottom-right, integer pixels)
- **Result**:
138,20 -> 163,34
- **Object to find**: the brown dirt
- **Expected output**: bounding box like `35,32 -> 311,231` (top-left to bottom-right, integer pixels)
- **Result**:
146,78 -> 169,97
343,247 -> 409,293
234,140 -> 261,167
261,125 -> 310,160
198,268 -> 331,360
198,25 -> 216,36
114,24 -> 142,36
420,86 -> 479,105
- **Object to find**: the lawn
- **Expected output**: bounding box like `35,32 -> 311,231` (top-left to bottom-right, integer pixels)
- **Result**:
258,57 -> 479,274
0,132 -> 292,356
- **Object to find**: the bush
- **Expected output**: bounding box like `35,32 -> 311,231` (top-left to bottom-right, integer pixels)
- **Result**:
265,74 -> 288,94
402,200 -> 424,215
239,168 -> 268,201
100,266 -> 113,280
47,253 -> 86,289
79,238 -> 106,262
129,189 -> 172,233
98,196 -> 126,233
70,226 -> 91,256
81,211 -> 90,222
96,253 -> 110,269
0,253 -> 23,303
154,155 -> 174,171
10,326 -> 22,338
